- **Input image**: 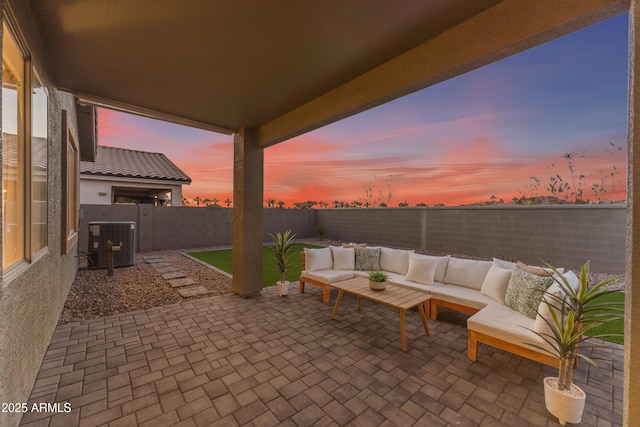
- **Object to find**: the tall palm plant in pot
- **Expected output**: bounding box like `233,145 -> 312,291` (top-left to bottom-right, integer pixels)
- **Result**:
269,230 -> 297,297
528,260 -> 623,425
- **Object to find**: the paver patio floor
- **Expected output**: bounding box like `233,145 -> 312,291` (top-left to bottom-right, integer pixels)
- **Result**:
20,284 -> 623,426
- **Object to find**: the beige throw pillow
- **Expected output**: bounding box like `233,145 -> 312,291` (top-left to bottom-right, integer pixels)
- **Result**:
516,261 -> 560,277
330,246 -> 355,270
304,247 -> 333,271
480,263 -> 513,304
405,254 -> 439,286
380,248 -> 412,275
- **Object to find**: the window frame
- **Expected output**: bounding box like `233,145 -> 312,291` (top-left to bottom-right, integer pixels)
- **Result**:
2,17 -> 28,269
31,68 -> 48,256
1,7 -> 51,272
60,110 -> 79,255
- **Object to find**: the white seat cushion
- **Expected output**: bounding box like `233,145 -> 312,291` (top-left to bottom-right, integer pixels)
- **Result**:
431,284 -> 494,310
302,269 -> 355,285
468,303 -> 555,353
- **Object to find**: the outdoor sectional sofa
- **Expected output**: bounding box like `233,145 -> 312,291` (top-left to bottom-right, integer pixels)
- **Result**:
299,245 -> 578,368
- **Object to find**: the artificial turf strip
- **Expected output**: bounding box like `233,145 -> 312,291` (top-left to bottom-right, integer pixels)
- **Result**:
585,291 -> 624,344
188,243 -> 324,287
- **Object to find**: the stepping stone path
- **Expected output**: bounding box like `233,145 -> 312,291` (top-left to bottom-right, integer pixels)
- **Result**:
162,271 -> 187,280
177,286 -> 211,298
143,256 -> 211,298
153,265 -> 178,274
168,278 -> 197,288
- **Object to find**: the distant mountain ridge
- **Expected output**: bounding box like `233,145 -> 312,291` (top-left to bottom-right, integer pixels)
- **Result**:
462,196 -> 626,206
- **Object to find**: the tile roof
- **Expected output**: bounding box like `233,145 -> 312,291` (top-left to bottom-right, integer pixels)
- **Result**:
2,134 -> 47,170
80,146 -> 191,183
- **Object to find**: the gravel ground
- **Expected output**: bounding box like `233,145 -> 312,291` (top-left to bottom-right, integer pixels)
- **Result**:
58,247 -> 234,324
59,239 -> 623,324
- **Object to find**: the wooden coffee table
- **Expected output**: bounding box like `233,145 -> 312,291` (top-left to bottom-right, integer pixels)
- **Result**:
330,277 -> 431,352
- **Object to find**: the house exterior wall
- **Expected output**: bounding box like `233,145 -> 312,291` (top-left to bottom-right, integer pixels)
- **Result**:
80,175 -> 186,206
0,3 -> 80,426
79,178 -> 112,204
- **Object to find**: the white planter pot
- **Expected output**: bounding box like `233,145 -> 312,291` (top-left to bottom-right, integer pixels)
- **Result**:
368,280 -> 387,291
543,377 -> 586,425
276,281 -> 289,297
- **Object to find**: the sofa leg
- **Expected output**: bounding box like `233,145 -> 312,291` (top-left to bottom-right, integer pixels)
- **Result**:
300,280 -> 305,294
468,331 -> 478,361
322,287 -> 330,303
430,301 -> 438,321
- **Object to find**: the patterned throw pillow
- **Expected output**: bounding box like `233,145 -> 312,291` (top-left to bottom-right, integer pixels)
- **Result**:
504,266 -> 554,319
354,247 -> 381,271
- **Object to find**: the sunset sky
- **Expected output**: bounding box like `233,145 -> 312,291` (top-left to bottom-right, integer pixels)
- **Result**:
98,13 -> 629,207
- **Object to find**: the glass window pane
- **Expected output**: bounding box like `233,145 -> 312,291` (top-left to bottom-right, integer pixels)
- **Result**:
2,24 -> 25,268
32,71 -> 47,252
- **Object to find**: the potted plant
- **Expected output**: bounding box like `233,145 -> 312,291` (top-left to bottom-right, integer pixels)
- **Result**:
269,230 -> 297,297
528,260 -> 623,425
368,271 -> 388,291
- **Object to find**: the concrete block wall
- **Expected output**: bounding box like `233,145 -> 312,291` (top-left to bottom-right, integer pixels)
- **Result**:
315,208 -> 424,248
316,205 -> 626,274
80,204 -> 626,273
79,205 -> 313,253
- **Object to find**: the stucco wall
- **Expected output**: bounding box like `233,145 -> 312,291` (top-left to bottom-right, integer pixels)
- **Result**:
79,179 -> 113,204
0,3 -> 81,425
80,176 -> 185,206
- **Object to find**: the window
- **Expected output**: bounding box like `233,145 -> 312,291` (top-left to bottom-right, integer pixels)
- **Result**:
61,110 -> 78,254
32,72 -> 48,253
2,23 -> 26,268
2,19 -> 49,269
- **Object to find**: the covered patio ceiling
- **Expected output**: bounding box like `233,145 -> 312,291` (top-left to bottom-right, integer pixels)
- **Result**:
30,0 -> 625,146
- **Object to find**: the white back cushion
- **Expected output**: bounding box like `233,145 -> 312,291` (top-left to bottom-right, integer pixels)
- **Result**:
304,247 -> 333,271
380,248 -> 412,275
330,246 -> 355,270
443,257 -> 493,289
493,257 -> 516,270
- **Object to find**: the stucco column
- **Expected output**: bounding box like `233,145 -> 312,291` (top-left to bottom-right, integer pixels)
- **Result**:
626,3 -> 640,425
232,128 -> 264,296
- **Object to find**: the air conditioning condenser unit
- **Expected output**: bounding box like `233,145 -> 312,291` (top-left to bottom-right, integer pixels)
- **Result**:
87,221 -> 136,269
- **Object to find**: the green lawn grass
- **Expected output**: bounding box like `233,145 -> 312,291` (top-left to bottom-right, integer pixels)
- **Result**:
188,243 -> 324,287
585,291 -> 624,344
